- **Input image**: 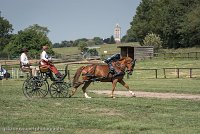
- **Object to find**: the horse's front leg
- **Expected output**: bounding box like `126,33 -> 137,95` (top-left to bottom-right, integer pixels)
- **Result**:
111,79 -> 118,98
118,79 -> 136,97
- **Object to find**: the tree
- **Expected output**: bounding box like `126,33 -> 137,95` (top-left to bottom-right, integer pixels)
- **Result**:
143,33 -> 162,52
0,16 -> 13,50
126,0 -> 156,43
73,38 -> 88,47
109,35 -> 115,44
179,2 -> 200,47
126,0 -> 200,48
121,35 -> 127,43
78,41 -> 88,52
93,37 -> 103,45
25,24 -> 50,35
3,24 -> 53,58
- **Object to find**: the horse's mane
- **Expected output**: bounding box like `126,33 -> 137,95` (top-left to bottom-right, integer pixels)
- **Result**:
118,57 -> 132,61
118,57 -> 126,61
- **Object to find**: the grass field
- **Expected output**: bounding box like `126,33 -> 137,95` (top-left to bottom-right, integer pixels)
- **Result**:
0,79 -> 200,134
1,45 -> 200,133
53,43 -> 200,57
53,42 -> 140,57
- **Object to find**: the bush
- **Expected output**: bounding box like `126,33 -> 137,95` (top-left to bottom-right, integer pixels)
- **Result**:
143,33 -> 162,52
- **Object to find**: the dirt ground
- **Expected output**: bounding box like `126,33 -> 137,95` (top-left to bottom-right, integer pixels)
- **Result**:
89,90 -> 200,101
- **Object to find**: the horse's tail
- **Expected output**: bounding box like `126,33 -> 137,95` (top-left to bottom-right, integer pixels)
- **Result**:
73,66 -> 85,88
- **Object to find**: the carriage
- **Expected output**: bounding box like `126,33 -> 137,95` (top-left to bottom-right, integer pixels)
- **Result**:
22,55 -> 136,98
22,65 -> 72,98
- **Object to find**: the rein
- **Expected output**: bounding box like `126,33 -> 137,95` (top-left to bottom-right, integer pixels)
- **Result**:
115,60 -> 126,71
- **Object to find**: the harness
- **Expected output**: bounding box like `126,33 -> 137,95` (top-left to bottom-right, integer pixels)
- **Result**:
82,64 -> 97,77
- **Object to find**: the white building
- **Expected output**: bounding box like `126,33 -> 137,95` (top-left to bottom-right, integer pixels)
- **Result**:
114,24 -> 121,43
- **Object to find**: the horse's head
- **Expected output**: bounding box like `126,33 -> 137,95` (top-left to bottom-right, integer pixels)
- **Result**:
124,57 -> 136,75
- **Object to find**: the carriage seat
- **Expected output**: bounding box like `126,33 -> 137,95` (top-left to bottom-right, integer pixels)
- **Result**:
21,67 -> 31,73
20,62 -> 32,75
39,65 -> 49,73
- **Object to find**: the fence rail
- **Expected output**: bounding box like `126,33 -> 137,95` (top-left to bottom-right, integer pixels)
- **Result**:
154,52 -> 200,59
163,68 -> 200,78
4,67 -> 200,79
133,68 -> 200,79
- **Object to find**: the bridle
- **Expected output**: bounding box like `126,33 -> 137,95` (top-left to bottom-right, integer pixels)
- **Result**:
115,58 -> 136,75
126,59 -> 136,75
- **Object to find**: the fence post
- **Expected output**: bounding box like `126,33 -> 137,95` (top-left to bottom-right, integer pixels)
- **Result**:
127,73 -> 130,79
187,53 -> 190,58
195,52 -> 198,59
155,69 -> 158,79
177,68 -> 180,78
17,69 -> 19,79
163,68 -> 166,78
163,53 -> 166,59
189,68 -> 192,78
11,68 -> 14,79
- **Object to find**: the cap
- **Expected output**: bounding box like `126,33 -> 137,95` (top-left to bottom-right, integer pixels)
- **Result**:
22,48 -> 28,52
42,45 -> 48,50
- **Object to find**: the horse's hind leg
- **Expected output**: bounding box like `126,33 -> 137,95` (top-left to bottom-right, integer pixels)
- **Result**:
119,80 -> 136,97
69,88 -> 78,98
111,79 -> 118,98
82,81 -> 92,98
69,82 -> 83,98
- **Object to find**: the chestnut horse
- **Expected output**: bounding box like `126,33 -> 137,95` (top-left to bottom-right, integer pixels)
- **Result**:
70,57 -> 136,98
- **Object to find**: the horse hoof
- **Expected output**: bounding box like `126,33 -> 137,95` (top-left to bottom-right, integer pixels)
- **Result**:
111,96 -> 116,98
131,94 -> 136,97
85,96 -> 92,99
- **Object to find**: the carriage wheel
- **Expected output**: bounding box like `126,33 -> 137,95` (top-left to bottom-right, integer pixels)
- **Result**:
22,77 -> 49,98
49,82 -> 71,98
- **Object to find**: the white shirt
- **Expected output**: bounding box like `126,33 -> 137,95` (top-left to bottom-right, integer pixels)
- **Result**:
0,66 -> 6,75
40,50 -> 50,65
20,53 -> 29,66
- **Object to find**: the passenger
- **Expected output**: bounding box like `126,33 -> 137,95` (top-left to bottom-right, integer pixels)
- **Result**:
20,48 -> 37,76
40,45 -> 63,78
0,64 -> 10,80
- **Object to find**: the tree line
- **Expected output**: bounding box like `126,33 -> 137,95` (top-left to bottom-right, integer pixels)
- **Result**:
1,0 -> 200,59
53,36 -> 115,48
0,15 -> 115,59
125,0 -> 200,49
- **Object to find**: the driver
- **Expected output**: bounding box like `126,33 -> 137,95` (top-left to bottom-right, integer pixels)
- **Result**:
40,45 -> 63,78
104,53 -> 124,77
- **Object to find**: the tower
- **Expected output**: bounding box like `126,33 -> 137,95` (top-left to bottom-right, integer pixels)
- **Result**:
114,24 -> 121,43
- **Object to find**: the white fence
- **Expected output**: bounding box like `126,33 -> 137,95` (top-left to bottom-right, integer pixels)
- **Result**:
8,68 -> 26,79
7,68 -> 66,79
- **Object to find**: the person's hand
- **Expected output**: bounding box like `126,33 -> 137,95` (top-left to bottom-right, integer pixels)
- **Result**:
48,60 -> 53,63
48,57 -> 52,63
27,63 -> 31,66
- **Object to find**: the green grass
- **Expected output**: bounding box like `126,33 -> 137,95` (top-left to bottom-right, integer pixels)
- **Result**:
162,47 -> 200,53
1,46 -> 200,133
53,47 -> 80,55
53,42 -> 140,57
0,79 -> 200,134
53,43 -> 200,57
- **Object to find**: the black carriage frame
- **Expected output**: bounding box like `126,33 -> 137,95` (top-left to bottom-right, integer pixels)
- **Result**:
22,65 -> 72,98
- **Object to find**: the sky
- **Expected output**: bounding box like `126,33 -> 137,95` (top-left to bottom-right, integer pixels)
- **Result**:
0,0 -> 141,43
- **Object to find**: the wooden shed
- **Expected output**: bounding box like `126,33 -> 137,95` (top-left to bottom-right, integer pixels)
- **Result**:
117,46 -> 154,60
